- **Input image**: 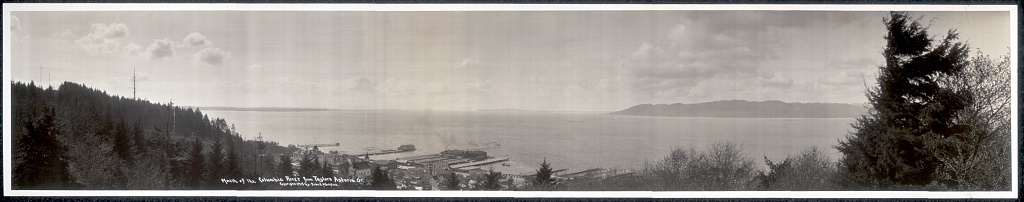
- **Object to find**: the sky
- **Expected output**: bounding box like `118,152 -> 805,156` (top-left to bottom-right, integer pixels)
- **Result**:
7,10 -> 1012,111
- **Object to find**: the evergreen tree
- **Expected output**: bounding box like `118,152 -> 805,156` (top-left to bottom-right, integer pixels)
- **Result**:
369,166 -> 395,190
13,104 -> 74,189
185,137 -> 205,188
298,150 -> 318,178
477,168 -> 503,190
836,11 -> 971,188
225,139 -> 241,179
533,158 -> 555,189
278,153 -> 294,177
130,121 -> 147,157
208,137 -> 225,187
113,120 -> 134,164
445,172 -> 461,190
320,161 -> 334,178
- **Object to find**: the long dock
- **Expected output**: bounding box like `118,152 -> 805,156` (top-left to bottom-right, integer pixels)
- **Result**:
449,158 -> 509,169
397,154 -> 441,161
362,149 -> 414,156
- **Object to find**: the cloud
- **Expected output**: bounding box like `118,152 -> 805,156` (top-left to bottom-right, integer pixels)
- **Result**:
10,16 -> 30,41
75,23 -> 131,55
123,43 -> 144,57
668,24 -> 686,40
455,58 -> 480,69
757,72 -> 794,88
818,70 -> 868,86
90,23 -> 130,38
383,79 -> 417,96
826,57 -> 879,70
51,29 -> 77,39
193,47 -> 229,65
182,32 -> 212,46
145,39 -> 176,60
245,64 -> 267,71
620,21 -> 784,100
96,24 -> 128,38
347,76 -> 378,92
10,16 -> 22,31
134,72 -> 151,82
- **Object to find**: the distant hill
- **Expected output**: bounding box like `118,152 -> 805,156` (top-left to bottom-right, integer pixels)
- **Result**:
609,100 -> 867,118
198,106 -> 338,112
476,108 -> 604,113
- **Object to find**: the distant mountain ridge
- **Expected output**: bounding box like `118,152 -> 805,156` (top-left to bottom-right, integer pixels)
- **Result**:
197,106 -> 339,112
610,100 -> 867,118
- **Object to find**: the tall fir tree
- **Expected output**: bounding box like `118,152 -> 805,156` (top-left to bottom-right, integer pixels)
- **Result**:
533,158 -> 555,189
836,11 -> 971,188
298,150 -> 318,178
278,153 -> 294,177
131,121 -> 147,157
320,160 -> 334,178
225,139 -> 241,179
369,166 -> 395,190
185,137 -> 205,188
14,104 -> 74,189
113,120 -> 134,164
477,167 -> 503,190
208,137 -> 225,187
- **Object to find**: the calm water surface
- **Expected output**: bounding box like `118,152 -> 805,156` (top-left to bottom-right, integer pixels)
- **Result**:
203,110 -> 856,174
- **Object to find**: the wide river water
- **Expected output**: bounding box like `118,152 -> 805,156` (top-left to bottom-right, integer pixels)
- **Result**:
202,110 -> 857,175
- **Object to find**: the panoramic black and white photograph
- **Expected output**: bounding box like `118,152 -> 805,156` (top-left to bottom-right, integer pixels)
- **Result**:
2,4 -> 1017,197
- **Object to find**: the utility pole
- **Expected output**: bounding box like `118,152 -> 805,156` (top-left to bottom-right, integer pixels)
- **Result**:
131,66 -> 137,99
171,99 -> 176,135
164,100 -> 173,188
256,132 -> 267,177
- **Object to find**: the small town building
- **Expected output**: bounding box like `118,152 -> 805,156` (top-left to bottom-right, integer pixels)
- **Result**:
352,161 -> 373,178
426,160 -> 452,175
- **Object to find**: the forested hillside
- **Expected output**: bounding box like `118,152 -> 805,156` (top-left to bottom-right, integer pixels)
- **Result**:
11,81 -> 292,189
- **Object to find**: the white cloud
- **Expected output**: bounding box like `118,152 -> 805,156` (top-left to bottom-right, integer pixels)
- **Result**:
74,23 -> 131,55
134,72 -> 151,82
620,20 -> 785,102
92,23 -> 130,38
347,76 -> 378,92
455,58 -> 480,69
182,32 -> 212,46
826,57 -> 879,70
10,16 -> 30,41
10,16 -> 23,31
123,43 -> 144,58
245,64 -> 267,71
145,38 -> 176,60
193,47 -> 229,65
382,79 -> 418,96
757,72 -> 794,88
51,29 -> 77,39
668,24 -> 686,40
819,70 -> 868,86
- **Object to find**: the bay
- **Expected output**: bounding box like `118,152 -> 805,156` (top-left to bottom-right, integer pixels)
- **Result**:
202,109 -> 856,175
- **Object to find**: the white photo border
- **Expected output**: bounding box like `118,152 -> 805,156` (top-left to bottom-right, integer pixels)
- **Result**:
2,3 -> 1018,198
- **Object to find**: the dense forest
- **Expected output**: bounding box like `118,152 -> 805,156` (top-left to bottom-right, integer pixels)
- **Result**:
10,81 -> 299,189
